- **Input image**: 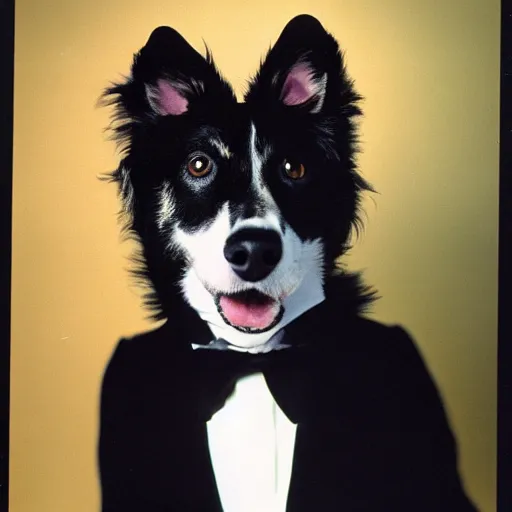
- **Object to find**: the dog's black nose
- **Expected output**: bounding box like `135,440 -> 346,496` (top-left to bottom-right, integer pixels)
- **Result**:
224,228 -> 283,282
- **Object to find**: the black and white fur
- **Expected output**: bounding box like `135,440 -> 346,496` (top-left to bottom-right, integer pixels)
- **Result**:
99,15 -> 479,512
101,14 -> 376,350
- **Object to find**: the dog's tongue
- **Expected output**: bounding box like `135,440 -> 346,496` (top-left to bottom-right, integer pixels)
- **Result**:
219,295 -> 279,330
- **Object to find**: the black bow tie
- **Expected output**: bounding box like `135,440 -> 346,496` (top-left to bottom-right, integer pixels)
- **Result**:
189,340 -> 311,424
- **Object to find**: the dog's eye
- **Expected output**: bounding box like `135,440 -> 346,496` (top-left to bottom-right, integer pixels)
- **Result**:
187,155 -> 213,177
282,159 -> 306,180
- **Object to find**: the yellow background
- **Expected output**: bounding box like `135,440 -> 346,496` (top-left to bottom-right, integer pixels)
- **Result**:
11,0 -> 499,510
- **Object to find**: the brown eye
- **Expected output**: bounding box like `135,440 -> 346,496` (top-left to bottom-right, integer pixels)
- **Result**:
283,159 -> 306,180
187,154 -> 213,177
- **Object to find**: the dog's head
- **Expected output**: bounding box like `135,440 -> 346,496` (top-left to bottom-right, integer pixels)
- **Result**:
102,15 -> 373,347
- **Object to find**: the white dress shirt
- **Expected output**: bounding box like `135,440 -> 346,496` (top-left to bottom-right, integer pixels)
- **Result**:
206,372 -> 297,512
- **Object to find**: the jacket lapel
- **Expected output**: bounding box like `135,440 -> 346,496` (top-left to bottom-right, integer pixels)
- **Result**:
136,317 -> 224,510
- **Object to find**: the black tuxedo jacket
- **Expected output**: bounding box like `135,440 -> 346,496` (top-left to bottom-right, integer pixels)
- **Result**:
98,300 -> 478,511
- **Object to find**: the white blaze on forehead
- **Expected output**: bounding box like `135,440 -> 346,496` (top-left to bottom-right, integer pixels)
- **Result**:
249,123 -> 278,212
249,123 -> 264,177
157,182 -> 176,230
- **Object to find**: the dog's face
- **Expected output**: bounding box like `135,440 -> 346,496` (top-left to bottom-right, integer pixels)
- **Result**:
103,15 -> 370,344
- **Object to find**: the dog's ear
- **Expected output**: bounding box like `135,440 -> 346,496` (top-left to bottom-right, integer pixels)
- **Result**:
245,15 -> 356,115
103,26 -> 235,120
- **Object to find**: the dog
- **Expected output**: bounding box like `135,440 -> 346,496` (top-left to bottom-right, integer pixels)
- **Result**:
98,14 -> 478,511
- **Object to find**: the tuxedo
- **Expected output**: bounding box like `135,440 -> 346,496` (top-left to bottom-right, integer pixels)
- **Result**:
98,296 -> 478,511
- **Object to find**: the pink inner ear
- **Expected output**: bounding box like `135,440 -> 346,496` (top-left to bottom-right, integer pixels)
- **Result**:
280,63 -> 318,106
152,79 -> 189,116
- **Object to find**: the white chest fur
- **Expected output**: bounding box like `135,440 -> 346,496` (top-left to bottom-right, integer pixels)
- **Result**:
206,373 -> 297,512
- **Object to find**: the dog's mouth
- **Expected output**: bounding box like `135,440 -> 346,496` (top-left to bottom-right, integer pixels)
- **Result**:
215,289 -> 285,333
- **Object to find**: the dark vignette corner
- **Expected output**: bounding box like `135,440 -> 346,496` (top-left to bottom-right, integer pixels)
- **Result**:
499,0 -> 512,511
0,0 -> 14,510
